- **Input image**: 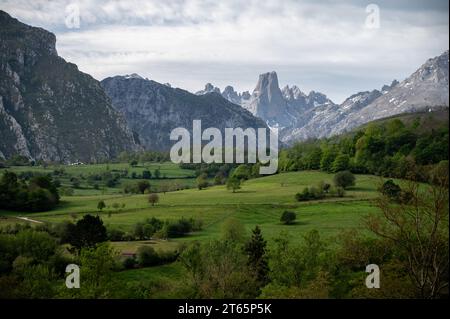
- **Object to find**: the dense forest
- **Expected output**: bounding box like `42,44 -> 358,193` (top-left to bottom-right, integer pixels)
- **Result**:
278,111 -> 449,181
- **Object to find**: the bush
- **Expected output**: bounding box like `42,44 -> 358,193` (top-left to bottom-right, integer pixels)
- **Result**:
281,211 -> 297,225
0,172 -> 60,212
226,176 -> 241,193
137,246 -> 159,267
142,170 -> 152,179
67,214 -> 107,250
380,180 -> 401,201
107,228 -> 125,241
123,257 -> 136,269
335,186 -> 345,197
196,173 -> 209,190
148,193 -> 159,206
137,181 -> 150,194
333,171 -> 355,189
295,187 -> 311,201
97,200 -> 106,211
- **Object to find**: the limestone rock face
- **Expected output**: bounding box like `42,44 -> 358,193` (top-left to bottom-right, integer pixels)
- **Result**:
0,10 -> 139,163
101,75 -> 269,151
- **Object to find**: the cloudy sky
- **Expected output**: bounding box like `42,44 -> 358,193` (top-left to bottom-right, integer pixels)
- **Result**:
0,0 -> 448,103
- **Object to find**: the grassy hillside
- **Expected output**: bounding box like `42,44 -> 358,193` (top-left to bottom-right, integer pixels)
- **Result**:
0,167 -> 385,252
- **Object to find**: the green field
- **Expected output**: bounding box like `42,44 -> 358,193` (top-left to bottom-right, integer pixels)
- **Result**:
0,165 -> 385,252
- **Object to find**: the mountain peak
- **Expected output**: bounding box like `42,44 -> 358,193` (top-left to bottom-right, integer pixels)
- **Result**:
123,73 -> 144,80
196,83 -> 220,95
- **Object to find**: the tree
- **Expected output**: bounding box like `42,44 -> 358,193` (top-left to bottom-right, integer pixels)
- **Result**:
154,168 -> 161,179
97,200 -> 106,211
244,226 -> 269,286
142,170 -> 152,179
148,193 -> 159,206
280,211 -> 297,225
331,154 -> 350,172
196,173 -> 208,190
74,243 -> 117,298
130,160 -> 138,167
137,181 -> 150,194
333,171 -> 355,189
68,215 -> 108,250
226,176 -> 241,193
295,187 -> 310,201
366,172 -> 449,298
179,240 -> 259,298
379,179 -> 401,201
320,148 -> 337,172
232,165 -> 251,180
221,217 -> 246,243
137,246 -> 159,267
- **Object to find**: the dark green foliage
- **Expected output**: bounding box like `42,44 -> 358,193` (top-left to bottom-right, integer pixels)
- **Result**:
67,214 -> 107,250
332,153 -> 350,172
137,180 -> 150,194
132,217 -> 201,240
0,171 -> 59,212
380,180 -> 402,201
154,168 -> 161,179
278,114 -> 448,181
130,160 -> 138,167
97,200 -> 106,211
142,170 -> 152,179
122,257 -> 136,269
107,228 -> 125,241
137,246 -> 159,267
244,226 -> 269,286
333,171 -> 355,189
280,211 -> 297,225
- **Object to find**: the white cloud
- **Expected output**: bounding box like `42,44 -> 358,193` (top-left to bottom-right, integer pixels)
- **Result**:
0,0 -> 448,102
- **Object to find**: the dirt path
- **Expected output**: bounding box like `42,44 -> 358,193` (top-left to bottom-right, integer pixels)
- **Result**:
15,216 -> 44,224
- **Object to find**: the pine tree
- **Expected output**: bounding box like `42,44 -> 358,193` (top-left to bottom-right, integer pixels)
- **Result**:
244,226 -> 269,286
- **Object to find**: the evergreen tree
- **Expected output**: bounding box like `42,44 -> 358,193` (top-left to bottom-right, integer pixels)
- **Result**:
244,226 -> 269,286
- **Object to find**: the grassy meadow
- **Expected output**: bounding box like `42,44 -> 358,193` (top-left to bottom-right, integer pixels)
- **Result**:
0,163 -> 385,254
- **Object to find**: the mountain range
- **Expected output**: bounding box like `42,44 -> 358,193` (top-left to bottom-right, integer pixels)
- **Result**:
0,10 -> 448,163
101,74 -> 268,151
196,51 -> 449,143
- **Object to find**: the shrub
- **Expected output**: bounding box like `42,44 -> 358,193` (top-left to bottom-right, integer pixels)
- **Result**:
295,188 -> 310,201
281,211 -> 297,225
137,181 -> 150,194
333,171 -> 355,189
226,176 -> 241,193
380,180 -> 401,201
335,186 -> 345,197
137,246 -> 159,267
97,200 -> 106,211
142,170 -> 152,179
107,228 -> 125,241
196,173 -> 209,190
148,193 -> 159,206
67,215 -> 107,250
123,257 -> 136,269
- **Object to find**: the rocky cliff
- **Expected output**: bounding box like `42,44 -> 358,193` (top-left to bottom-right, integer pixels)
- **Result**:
0,11 -> 139,162
101,75 -> 269,151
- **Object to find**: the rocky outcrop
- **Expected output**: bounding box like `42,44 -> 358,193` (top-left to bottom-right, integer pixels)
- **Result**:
0,10 -> 139,163
101,75 -> 269,151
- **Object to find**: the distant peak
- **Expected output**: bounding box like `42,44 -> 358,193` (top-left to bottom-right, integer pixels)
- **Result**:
124,73 -> 144,80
